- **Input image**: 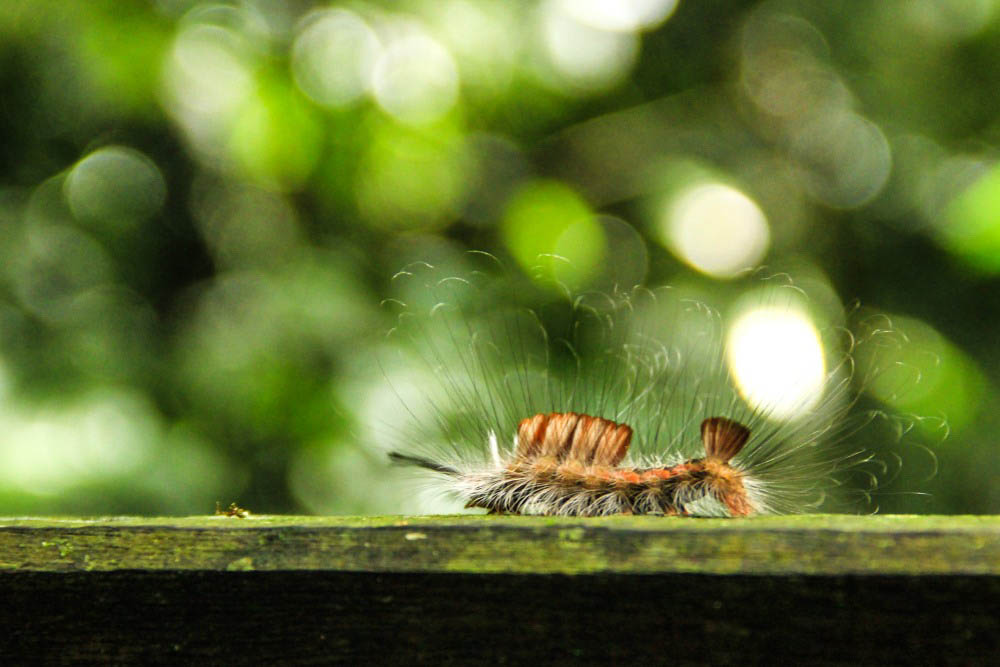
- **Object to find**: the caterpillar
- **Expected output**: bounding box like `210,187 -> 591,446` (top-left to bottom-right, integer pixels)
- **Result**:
391,413 -> 756,516
379,254 -> 920,517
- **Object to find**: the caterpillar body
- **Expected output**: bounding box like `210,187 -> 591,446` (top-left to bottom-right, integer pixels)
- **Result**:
380,255 -> 918,517
392,414 -> 757,516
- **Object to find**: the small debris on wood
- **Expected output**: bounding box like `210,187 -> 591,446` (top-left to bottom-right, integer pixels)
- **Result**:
215,502 -> 250,518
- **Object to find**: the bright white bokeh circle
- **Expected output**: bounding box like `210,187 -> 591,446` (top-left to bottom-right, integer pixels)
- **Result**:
726,306 -> 827,419
291,9 -> 382,108
664,183 -> 770,278
557,0 -> 680,32
372,33 -> 459,125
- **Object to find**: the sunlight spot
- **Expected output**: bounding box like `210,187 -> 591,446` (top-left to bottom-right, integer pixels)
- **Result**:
727,307 -> 826,419
291,9 -> 381,108
372,33 -> 459,125
539,0 -> 639,92
557,0 -> 680,32
663,183 -> 770,278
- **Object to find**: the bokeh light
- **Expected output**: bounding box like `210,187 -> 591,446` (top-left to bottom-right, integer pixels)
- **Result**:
161,15 -> 256,157
857,314 -> 987,434
191,182 -> 303,269
941,161 -> 1000,272
356,121 -> 470,229
538,0 -> 640,92
661,182 -> 770,279
0,388 -> 157,496
558,0 -> 680,32
372,30 -> 460,125
740,11 -> 840,120
739,9 -> 892,209
904,0 -> 998,39
65,146 -> 166,232
227,82 -> 324,191
594,215 -> 649,288
291,9 -> 381,109
10,223 -> 115,324
790,109 -> 893,209
431,1 -> 519,100
502,180 -> 604,286
727,306 -> 827,420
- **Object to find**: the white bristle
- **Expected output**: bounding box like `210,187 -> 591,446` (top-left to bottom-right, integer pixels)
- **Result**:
488,430 -> 501,467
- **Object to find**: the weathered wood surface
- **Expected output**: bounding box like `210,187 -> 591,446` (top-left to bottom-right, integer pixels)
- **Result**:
1,514 -> 998,664
3,514 -> 999,575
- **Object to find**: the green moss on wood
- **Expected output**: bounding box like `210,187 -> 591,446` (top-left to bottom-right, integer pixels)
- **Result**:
0,514 -> 997,575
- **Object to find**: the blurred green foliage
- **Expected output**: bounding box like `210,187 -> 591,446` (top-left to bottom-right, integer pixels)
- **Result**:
0,0 -> 998,515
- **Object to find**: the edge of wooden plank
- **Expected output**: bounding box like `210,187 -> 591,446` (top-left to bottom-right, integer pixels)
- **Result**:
0,514 -> 997,575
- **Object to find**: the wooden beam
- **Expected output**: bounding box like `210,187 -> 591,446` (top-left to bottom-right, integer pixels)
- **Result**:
1,515 -> 997,663
3,514 -> 998,575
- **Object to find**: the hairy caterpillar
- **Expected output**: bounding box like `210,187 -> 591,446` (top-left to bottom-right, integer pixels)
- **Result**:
391,414 -> 757,516
379,254 -> 918,517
